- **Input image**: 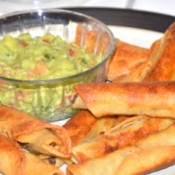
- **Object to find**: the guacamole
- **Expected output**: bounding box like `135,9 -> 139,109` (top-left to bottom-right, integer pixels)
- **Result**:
0,33 -> 101,80
0,33 -> 102,122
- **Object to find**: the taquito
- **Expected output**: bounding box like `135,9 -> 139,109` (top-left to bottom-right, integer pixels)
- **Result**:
110,22 -> 175,82
143,22 -> 175,81
64,110 -> 121,147
67,123 -> 175,175
72,81 -> 175,118
71,115 -> 174,163
63,110 -> 97,146
0,105 -> 71,158
112,38 -> 160,83
107,39 -> 149,82
0,134 -> 63,175
0,134 -> 24,175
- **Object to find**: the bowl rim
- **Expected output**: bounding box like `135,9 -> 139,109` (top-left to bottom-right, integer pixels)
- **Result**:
0,8 -> 116,85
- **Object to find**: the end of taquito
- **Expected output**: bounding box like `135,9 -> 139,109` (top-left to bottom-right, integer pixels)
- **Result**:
0,134 -> 64,175
71,81 -> 175,118
107,38 -> 149,82
67,123 -> 175,175
0,105 -> 72,158
143,22 -> 175,81
0,134 -> 25,175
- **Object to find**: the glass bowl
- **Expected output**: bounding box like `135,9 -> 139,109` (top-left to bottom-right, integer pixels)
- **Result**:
0,9 -> 115,122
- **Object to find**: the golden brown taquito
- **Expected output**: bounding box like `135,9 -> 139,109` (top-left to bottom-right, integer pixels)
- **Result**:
142,22 -> 175,81
63,110 -> 97,146
64,110 -> 121,147
71,115 -> 174,163
107,39 -> 149,82
0,134 -> 64,175
112,38 -> 160,83
67,123 -> 175,175
111,22 -> 175,82
72,81 -> 175,118
0,105 -> 71,158
0,134 -> 25,175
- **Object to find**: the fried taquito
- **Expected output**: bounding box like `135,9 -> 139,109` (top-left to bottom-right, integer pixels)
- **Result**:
0,105 -> 71,158
109,22 -> 175,82
71,115 -> 174,163
72,81 -> 175,118
63,110 -> 97,146
107,39 -> 149,82
0,134 -> 24,175
67,123 -> 175,175
64,110 -> 121,147
0,134 -> 63,175
143,22 -> 175,81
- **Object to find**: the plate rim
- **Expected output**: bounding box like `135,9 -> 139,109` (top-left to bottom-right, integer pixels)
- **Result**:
63,7 -> 175,32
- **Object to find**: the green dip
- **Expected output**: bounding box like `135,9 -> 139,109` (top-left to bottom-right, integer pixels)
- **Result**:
0,33 -> 102,122
0,33 -> 101,80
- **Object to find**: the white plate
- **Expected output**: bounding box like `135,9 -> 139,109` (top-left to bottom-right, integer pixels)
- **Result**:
109,25 -> 163,48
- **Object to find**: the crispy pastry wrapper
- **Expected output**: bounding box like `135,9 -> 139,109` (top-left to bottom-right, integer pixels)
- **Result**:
109,22 -> 175,82
63,110 -> 97,146
0,134 -> 25,175
72,81 -> 175,118
64,110 -> 122,147
71,115 -> 174,163
0,105 -> 71,158
143,22 -> 175,81
0,134 -> 64,175
67,123 -> 175,175
107,39 -> 149,82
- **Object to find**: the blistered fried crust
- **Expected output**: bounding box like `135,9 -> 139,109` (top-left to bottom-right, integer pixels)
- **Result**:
107,39 -> 149,81
107,22 -> 175,82
0,105 -> 71,158
117,38 -> 161,82
72,81 -> 175,118
63,110 -> 97,146
64,110 -> 122,147
71,116 -> 174,163
0,134 -> 64,175
143,22 -> 175,81
0,134 -> 25,175
67,124 -> 175,175
68,146 -> 175,175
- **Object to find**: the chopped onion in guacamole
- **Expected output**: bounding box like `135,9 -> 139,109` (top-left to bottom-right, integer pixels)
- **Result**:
0,33 -> 101,80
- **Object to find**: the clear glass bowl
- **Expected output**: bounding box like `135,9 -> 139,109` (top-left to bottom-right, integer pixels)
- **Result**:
0,9 -> 115,122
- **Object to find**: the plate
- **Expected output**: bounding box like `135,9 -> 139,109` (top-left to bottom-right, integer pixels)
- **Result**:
0,8 -> 174,175
109,25 -> 162,47
64,7 -> 175,32
56,8 -> 175,175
